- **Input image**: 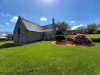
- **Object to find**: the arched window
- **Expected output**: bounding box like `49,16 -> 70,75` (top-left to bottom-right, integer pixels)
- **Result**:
18,28 -> 20,35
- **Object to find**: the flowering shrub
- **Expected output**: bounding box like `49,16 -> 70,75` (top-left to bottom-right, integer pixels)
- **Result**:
73,33 -> 92,44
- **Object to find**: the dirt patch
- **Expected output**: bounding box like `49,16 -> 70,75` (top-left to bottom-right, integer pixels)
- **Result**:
51,41 -> 92,47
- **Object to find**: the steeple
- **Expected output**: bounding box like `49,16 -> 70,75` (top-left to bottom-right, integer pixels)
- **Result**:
52,17 -> 55,24
52,17 -> 56,28
52,17 -> 56,39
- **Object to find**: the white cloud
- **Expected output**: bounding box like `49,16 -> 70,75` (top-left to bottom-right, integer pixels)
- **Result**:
71,24 -> 83,30
10,16 -> 18,22
6,22 -> 10,25
0,13 -> 11,17
40,17 -> 47,21
70,21 -> 75,24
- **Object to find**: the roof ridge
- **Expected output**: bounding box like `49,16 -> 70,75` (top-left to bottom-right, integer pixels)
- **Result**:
42,24 -> 52,27
19,16 -> 41,27
17,16 -> 53,32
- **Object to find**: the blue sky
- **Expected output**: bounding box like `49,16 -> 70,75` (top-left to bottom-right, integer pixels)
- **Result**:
0,0 -> 100,32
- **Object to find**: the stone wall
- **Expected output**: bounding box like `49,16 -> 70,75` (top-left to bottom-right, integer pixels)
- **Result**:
26,31 -> 43,43
13,18 -> 27,44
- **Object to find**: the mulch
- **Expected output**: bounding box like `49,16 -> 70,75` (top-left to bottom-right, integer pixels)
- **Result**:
51,41 -> 93,47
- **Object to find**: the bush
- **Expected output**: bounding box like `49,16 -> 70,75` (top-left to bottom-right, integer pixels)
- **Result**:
55,35 -> 65,42
73,34 -> 92,44
63,32 -> 68,36
91,38 -> 100,43
66,36 -> 74,41
56,30 -> 63,35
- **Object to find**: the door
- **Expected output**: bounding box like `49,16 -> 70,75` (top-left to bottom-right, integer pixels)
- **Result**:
18,28 -> 20,43
42,32 -> 46,40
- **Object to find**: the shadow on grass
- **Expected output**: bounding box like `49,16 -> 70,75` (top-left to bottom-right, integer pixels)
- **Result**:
0,43 -> 22,49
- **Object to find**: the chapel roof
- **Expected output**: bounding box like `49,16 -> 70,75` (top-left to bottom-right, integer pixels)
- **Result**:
19,16 -> 53,32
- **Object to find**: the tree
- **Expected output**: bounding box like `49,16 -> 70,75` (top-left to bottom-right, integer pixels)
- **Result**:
87,23 -> 97,34
97,24 -> 100,28
56,21 -> 70,35
97,24 -> 100,34
76,26 -> 87,34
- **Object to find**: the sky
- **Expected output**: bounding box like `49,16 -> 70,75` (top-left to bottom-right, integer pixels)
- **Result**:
0,0 -> 100,32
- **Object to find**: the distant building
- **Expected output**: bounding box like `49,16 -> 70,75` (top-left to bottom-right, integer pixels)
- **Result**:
13,16 -> 56,44
0,32 -> 7,39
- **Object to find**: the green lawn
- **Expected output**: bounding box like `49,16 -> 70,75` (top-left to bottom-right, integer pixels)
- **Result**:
70,34 -> 100,38
0,39 -> 100,75
86,34 -> 100,38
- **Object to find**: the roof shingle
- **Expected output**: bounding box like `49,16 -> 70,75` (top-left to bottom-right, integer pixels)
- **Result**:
20,17 -> 53,32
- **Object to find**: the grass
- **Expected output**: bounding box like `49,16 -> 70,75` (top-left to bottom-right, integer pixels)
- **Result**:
70,34 -> 100,38
0,34 -> 100,75
0,41 -> 100,75
86,34 -> 100,38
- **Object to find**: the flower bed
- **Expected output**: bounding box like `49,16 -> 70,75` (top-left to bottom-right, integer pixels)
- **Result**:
53,34 -> 93,46
52,41 -> 93,47
66,36 -> 74,41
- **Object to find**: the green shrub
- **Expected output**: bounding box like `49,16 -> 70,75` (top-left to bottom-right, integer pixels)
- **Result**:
55,35 -> 65,42
63,32 -> 68,36
56,30 -> 63,35
91,38 -> 100,43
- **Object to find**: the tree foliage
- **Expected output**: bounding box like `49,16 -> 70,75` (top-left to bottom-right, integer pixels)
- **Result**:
56,21 -> 70,35
87,23 -> 97,34
97,24 -> 100,28
76,26 -> 87,34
